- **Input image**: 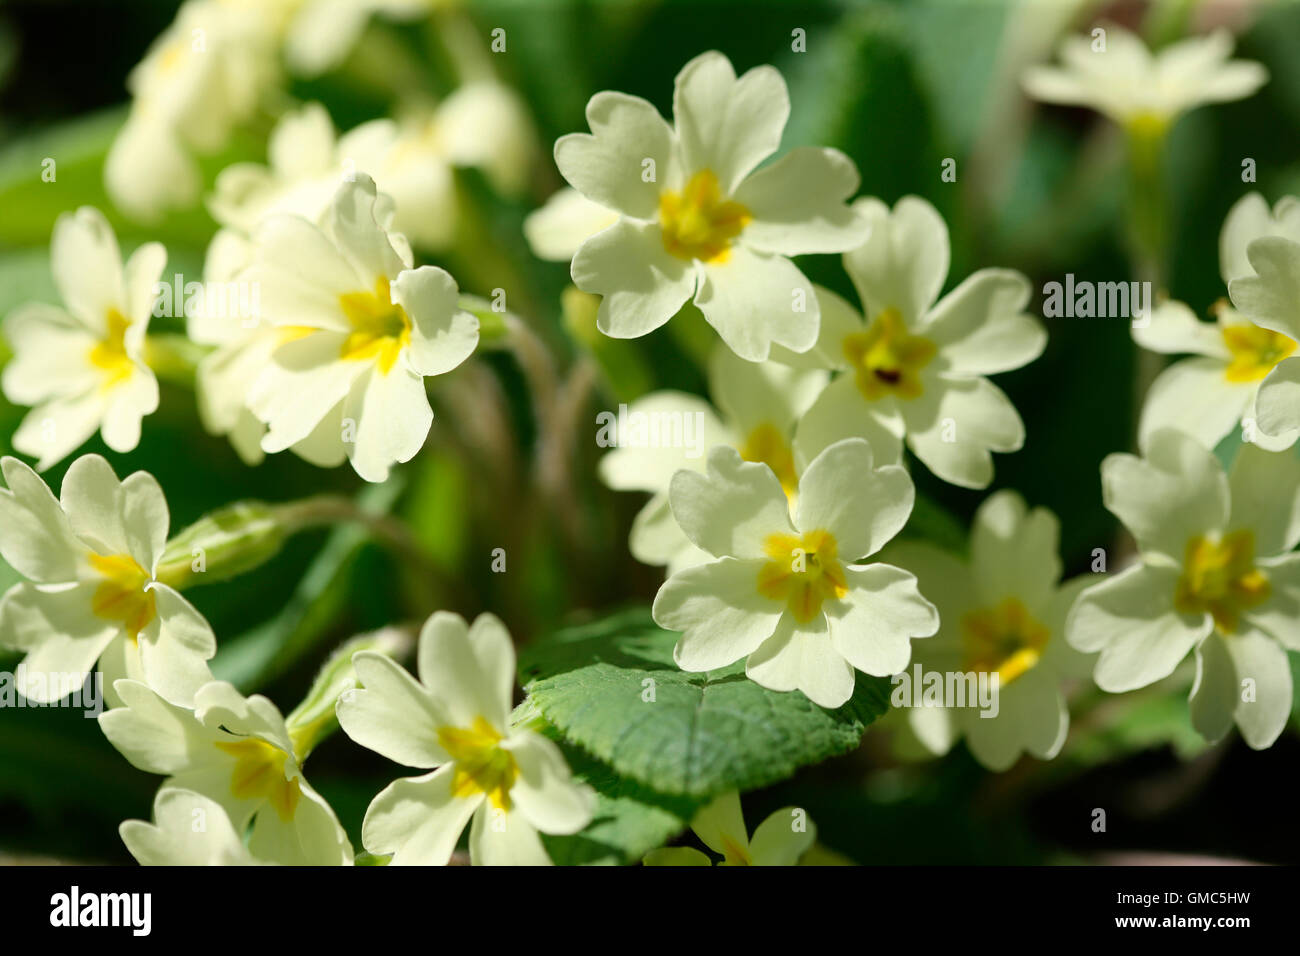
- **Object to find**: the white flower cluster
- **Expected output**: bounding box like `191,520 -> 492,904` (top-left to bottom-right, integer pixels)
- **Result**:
1,16 -> 1295,869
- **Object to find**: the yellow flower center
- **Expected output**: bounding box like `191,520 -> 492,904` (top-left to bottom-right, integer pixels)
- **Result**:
1221,324 -> 1296,383
842,307 -> 936,401
1174,530 -> 1270,633
214,737 -> 303,822
738,423 -> 798,497
88,308 -> 135,390
338,277 -> 412,375
961,596 -> 1050,686
757,529 -> 849,623
437,716 -> 519,811
659,170 -> 751,263
87,552 -> 156,642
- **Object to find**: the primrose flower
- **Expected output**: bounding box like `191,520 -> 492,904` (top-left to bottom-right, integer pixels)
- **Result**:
1136,194 -> 1300,451
337,611 -> 595,865
555,50 -> 870,361
643,791 -> 815,866
598,344 -> 826,573
791,197 -> 1044,489
883,491 -> 1093,771
1067,431 -> 1300,750
0,455 -> 214,706
1022,23 -> 1267,134
100,679 -> 353,865
1225,208 -> 1300,451
652,438 -> 938,709
105,0 -> 281,220
2,208 -> 164,470
240,174 -> 479,481
197,104 -> 403,465
121,788 -> 263,866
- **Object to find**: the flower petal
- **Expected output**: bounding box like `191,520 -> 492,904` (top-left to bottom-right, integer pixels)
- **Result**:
1137,357 -> 1249,452
415,611 -> 514,733
362,766 -> 479,866
249,779 -> 353,865
970,490 -> 1061,614
795,438 -> 913,560
341,364 -> 433,483
1067,563 -> 1209,692
50,207 -> 125,330
792,374 -> 904,471
842,196 -> 948,327
654,557 -> 781,671
0,581 -> 116,702
1228,442 -> 1300,556
524,188 -> 620,262
503,730 -> 595,836
748,806 -> 816,866
1229,236 -> 1300,341
926,269 -> 1045,375
391,266 -> 479,377
554,92 -> 676,220
1254,355 -> 1300,446
138,584 -> 216,707
596,392 -> 729,494
667,445 -> 793,560
469,801 -> 552,866
1223,630 -> 1292,750
1132,300 -> 1230,357
708,344 -> 825,438
0,456 -> 85,583
825,563 -> 938,677
695,247 -> 818,361
338,650 -> 452,768
732,147 -> 867,255
902,374 -> 1024,489
1101,429 -> 1229,561
746,613 -> 856,709
571,219 -> 694,340
672,52 -> 787,194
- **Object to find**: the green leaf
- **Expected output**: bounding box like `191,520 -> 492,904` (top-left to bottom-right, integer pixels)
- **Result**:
520,607 -> 891,799
541,736 -> 699,866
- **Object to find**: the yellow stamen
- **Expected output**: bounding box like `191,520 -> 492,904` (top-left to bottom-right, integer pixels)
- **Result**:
659,170 -> 751,263
338,277 -> 411,375
88,308 -> 135,390
1174,530 -> 1270,633
842,307 -> 936,401
214,737 -> 302,822
756,529 -> 849,623
738,422 -> 798,497
437,716 -> 518,812
87,552 -> 156,642
1222,324 -> 1296,383
961,596 -> 1050,686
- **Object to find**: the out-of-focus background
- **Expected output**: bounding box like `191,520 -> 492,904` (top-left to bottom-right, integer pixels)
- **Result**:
1,0 -> 1298,864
